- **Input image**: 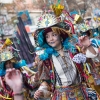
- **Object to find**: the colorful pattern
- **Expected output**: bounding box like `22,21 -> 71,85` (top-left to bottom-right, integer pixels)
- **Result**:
37,14 -> 57,29
90,64 -> 100,85
52,84 -> 88,100
38,53 -> 100,99
0,50 -> 13,62
77,23 -> 92,32
86,88 -> 97,100
72,53 -> 86,64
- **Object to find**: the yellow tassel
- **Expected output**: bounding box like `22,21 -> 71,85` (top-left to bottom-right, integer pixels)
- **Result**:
62,92 -> 67,100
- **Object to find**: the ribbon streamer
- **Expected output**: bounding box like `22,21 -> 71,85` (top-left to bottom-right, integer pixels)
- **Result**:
64,10 -> 74,20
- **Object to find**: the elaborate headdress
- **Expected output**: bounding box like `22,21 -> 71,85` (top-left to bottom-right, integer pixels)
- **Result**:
37,14 -> 58,29
34,13 -> 78,60
0,38 -> 14,62
0,39 -> 26,76
76,23 -> 93,37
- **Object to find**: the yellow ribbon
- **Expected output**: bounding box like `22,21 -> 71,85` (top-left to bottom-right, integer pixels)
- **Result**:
0,94 -> 12,99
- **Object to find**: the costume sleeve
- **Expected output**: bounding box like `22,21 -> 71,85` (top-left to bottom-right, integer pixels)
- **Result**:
37,60 -> 52,98
85,46 -> 99,58
38,60 -> 50,81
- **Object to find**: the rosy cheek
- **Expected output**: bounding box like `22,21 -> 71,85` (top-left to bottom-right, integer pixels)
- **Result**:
46,39 -> 50,43
55,36 -> 60,41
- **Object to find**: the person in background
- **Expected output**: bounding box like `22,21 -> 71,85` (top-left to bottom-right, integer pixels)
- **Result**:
0,41 -> 39,100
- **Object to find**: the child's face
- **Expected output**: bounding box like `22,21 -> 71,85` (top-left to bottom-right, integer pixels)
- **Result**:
45,31 -> 61,48
5,60 -> 13,69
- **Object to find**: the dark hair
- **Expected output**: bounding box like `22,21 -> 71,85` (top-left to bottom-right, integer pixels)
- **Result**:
4,60 -> 14,70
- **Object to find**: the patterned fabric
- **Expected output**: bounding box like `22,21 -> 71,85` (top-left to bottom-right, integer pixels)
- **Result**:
92,67 -> 100,85
37,52 -> 100,99
52,50 -> 79,86
52,84 -> 89,100
54,68 -> 62,86
38,63 -> 50,80
72,53 -> 86,64
86,88 -> 97,100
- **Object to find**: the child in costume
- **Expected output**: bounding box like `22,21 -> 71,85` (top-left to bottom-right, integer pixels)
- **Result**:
33,14 -> 100,100
0,39 -> 39,100
78,29 -> 100,96
73,29 -> 100,98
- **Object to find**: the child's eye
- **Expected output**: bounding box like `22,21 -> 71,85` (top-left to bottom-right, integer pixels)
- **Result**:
46,35 -> 49,38
52,34 -> 57,36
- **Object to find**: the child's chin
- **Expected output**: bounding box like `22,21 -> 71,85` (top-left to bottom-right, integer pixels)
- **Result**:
50,45 -> 56,48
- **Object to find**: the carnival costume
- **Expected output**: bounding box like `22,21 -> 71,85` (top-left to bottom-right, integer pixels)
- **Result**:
77,25 -> 100,95
0,38 -> 37,100
33,13 -> 100,100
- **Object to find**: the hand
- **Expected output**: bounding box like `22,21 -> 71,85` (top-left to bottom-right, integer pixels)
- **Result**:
34,90 -> 44,99
79,35 -> 91,48
5,68 -> 23,93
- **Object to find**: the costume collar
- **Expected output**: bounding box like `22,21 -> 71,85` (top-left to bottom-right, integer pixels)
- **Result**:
39,38 -> 76,61
53,48 -> 68,57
